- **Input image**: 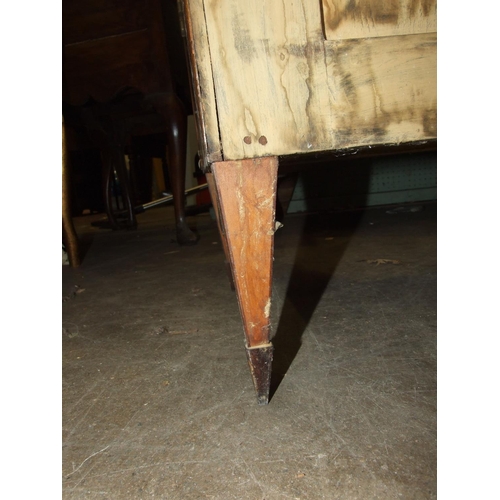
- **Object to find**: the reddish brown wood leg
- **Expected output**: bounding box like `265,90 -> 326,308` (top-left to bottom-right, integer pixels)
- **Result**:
211,157 -> 279,404
152,93 -> 198,245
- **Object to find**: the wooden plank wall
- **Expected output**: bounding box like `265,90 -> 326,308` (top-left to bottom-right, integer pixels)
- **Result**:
195,0 -> 436,162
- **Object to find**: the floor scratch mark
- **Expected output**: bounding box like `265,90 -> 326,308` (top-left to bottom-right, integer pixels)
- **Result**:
66,445 -> 110,479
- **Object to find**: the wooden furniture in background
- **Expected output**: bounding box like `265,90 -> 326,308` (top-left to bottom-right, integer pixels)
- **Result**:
62,116 -> 81,268
62,0 -> 197,245
181,0 -> 437,403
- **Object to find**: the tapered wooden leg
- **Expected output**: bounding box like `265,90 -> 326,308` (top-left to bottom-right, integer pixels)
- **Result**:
211,156 -> 278,404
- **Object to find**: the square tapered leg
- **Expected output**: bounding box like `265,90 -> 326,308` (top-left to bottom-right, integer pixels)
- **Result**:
210,156 -> 278,404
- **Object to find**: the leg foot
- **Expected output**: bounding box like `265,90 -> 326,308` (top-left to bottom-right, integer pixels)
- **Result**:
176,222 -> 198,246
246,343 -> 274,405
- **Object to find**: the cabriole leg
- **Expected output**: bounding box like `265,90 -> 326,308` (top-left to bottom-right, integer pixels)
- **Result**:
151,93 -> 198,245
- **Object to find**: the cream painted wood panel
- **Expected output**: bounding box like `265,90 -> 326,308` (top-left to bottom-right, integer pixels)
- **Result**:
189,0 -> 436,163
324,34 -> 436,147
321,0 -> 437,40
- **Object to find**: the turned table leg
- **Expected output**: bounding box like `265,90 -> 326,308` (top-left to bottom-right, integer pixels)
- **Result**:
211,156 -> 278,404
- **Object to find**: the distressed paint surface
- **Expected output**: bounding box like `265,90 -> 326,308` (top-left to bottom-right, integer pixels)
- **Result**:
324,33 -> 437,148
194,0 -> 436,161
182,0 -> 221,166
211,157 -> 278,347
321,0 -> 437,40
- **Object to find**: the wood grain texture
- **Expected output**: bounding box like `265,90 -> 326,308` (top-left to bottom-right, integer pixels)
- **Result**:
182,0 -> 222,167
196,0 -> 436,160
324,33 -> 437,147
321,0 -> 436,40
211,157 -> 278,347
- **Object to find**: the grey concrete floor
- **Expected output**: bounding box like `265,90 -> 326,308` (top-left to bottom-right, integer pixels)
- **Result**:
63,202 -> 436,499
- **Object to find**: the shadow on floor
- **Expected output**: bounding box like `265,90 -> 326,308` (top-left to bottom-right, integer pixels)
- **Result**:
269,210 -> 365,400
269,146 -> 437,400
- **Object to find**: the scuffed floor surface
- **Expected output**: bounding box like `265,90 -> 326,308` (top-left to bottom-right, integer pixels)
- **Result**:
63,203 -> 436,499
